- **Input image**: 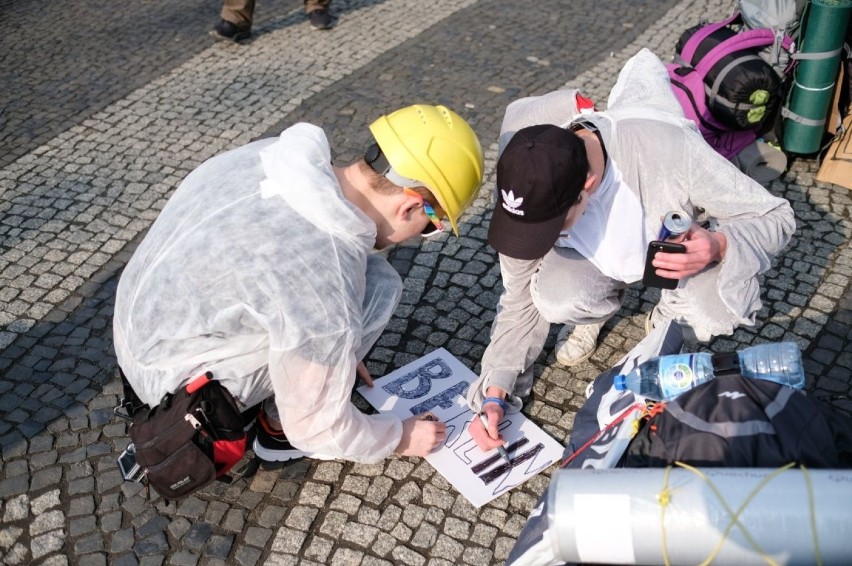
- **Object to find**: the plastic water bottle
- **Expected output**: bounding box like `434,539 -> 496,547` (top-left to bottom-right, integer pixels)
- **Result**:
613,342 -> 805,401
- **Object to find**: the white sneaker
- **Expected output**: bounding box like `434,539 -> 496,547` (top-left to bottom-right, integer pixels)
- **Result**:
555,321 -> 606,366
644,307 -> 697,352
645,305 -> 660,335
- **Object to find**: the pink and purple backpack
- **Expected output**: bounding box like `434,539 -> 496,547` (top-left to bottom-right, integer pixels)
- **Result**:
666,12 -> 795,159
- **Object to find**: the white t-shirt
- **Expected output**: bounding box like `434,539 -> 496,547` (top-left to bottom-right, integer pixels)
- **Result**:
556,157 -> 646,283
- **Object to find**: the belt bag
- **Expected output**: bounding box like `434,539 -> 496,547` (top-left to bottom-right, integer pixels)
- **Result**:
129,372 -> 246,500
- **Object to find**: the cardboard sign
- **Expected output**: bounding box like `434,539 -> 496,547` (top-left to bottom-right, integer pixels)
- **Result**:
817,111 -> 852,191
357,348 -> 563,508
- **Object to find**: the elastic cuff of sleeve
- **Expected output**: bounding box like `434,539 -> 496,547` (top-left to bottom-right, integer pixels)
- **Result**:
481,396 -> 508,412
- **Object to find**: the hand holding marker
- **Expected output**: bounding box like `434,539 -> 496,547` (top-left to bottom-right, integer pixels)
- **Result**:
479,412 -> 512,466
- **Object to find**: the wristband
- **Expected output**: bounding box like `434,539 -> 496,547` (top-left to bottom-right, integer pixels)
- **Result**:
481,396 -> 508,413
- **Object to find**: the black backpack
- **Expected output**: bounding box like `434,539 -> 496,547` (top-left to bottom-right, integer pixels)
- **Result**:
621,374 -> 852,469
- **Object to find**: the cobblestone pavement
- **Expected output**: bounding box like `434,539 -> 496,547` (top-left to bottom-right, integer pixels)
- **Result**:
1,0 -> 851,564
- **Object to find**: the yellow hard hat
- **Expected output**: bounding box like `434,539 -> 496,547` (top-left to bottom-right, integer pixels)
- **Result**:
368,105 -> 484,235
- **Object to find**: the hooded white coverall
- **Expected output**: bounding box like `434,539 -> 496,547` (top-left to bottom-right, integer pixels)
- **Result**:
113,124 -> 404,463
468,49 -> 796,414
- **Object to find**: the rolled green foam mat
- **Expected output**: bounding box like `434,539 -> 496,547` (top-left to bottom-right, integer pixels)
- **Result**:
782,0 -> 852,154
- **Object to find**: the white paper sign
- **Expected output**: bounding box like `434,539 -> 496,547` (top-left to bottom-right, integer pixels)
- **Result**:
357,348 -> 564,507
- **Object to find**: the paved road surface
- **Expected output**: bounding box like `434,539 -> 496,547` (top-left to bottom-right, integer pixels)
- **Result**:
1,0 -> 850,564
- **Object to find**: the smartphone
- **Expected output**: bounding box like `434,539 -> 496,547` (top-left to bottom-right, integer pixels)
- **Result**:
117,443 -> 145,483
642,240 -> 686,289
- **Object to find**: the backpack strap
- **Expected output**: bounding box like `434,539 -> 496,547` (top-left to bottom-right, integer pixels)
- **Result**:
681,11 -> 796,73
791,46 -> 846,61
780,106 -> 826,127
788,0 -> 845,63
694,28 -> 785,75
704,53 -> 772,111
667,70 -> 728,134
114,367 -> 150,421
663,385 -> 796,437
679,12 -> 741,64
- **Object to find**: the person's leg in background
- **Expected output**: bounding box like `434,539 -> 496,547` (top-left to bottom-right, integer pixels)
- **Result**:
211,0 -> 255,42
305,0 -> 334,30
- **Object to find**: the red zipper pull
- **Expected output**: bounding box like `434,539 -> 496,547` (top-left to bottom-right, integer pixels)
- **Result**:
186,372 -> 212,394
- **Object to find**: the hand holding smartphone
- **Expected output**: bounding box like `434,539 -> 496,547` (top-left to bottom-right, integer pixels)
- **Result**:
642,240 -> 686,289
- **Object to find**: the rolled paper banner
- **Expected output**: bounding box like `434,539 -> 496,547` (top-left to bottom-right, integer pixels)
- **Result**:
782,0 -> 852,154
547,467 -> 852,565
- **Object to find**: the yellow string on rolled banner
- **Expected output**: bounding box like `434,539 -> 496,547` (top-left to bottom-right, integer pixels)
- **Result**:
545,466 -> 850,564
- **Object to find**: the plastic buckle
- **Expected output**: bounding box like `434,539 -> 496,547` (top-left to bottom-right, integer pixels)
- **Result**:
113,398 -> 135,422
711,352 -> 741,376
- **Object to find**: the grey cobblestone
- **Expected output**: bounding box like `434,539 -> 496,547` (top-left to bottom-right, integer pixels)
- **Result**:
169,550 -> 199,566
31,510 -> 64,536
234,545 -> 263,566
31,529 -> 65,559
165,517 -> 191,542
134,532 -> 170,557
303,535 -> 333,562
132,508 -> 160,531
183,522 -> 214,552
258,505 -> 287,529
175,497 -> 207,520
2,542 -> 28,565
139,554 -> 166,566
284,505 -> 318,530
2,0 -> 850,564
219,509 -> 245,533
318,511 -> 347,539
235,490 -> 264,510
70,515 -> 99,537
77,556 -> 106,566
110,528 -> 135,554
205,534 -> 234,560
202,501 -> 228,525
244,526 -> 273,548
73,532 -> 105,554
270,527 -> 307,554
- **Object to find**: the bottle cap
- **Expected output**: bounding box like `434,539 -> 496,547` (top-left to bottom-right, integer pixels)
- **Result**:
613,375 -> 627,391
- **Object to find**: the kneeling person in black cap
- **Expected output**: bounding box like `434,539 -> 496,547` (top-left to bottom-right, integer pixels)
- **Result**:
466,49 -> 795,453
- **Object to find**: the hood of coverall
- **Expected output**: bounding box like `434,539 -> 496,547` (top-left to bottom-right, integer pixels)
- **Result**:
259,123 -> 377,249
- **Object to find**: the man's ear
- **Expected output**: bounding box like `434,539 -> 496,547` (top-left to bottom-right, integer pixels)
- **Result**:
399,191 -> 421,222
583,172 -> 598,192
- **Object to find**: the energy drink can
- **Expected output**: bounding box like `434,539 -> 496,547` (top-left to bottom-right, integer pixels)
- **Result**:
657,210 -> 691,243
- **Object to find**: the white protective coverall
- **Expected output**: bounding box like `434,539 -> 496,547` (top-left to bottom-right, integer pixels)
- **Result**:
467,49 -> 796,414
113,123 -> 404,463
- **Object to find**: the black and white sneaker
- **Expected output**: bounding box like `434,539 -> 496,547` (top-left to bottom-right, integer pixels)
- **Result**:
209,19 -> 251,42
252,410 -> 335,462
308,8 -> 333,30
253,414 -> 311,462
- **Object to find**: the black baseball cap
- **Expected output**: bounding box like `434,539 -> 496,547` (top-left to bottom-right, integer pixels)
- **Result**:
488,124 -> 588,260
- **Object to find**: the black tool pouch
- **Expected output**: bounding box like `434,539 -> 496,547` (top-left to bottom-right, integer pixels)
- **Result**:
127,372 -> 247,501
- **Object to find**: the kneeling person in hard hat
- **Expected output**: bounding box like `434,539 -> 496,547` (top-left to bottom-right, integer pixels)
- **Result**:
113,105 -> 484,464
